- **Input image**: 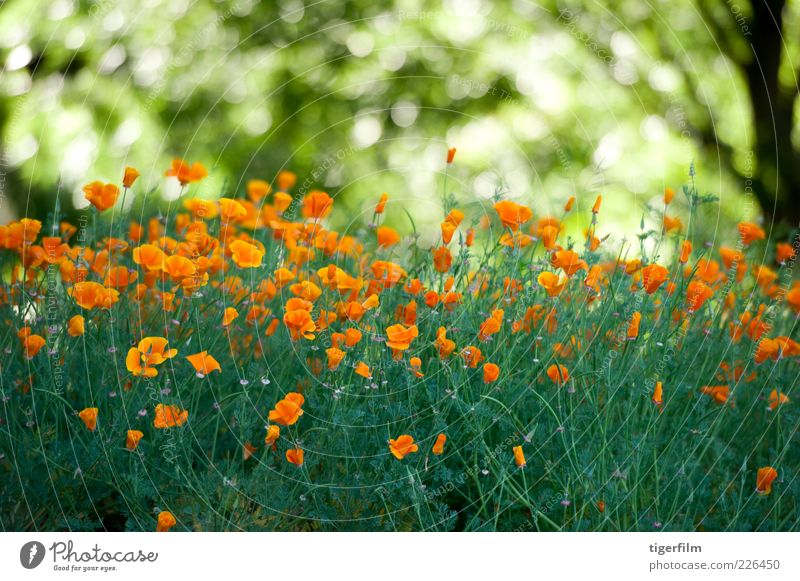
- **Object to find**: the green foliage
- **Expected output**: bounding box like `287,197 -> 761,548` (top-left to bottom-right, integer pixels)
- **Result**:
0,171 -> 797,531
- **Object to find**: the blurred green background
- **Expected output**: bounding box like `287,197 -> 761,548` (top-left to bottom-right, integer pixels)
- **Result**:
0,0 -> 798,239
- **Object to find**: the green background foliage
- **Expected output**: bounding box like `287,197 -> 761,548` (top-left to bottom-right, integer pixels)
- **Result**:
1,0 -> 799,235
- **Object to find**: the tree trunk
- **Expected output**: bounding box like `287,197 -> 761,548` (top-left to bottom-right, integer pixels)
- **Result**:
744,0 -> 800,231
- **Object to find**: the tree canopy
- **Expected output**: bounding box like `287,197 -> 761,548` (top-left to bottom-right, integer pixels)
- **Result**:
1,0 -> 798,238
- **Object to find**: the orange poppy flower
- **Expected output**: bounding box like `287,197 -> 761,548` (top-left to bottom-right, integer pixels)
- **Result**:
700,385 -> 730,405
432,246 -> 452,273
551,249 -> 588,277
375,192 -> 389,214
460,345 -> 484,368
446,147 -> 457,164
686,280 -> 713,311
539,224 -> 559,249
483,363 -> 500,384
183,198 -> 219,219
513,445 -> 526,467
23,334 -> 46,359
441,220 -> 457,244
677,240 -> 691,263
409,356 -> 424,377
218,197 -> 247,223
663,215 -> 683,232
133,244 -> 166,271
265,425 -> 281,446
355,361 -> 372,378
753,265 -> 778,289
641,264 -> 668,294
268,393 -> 305,426
493,200 -> 533,231
156,511 -> 177,532
126,430 -> 144,450
163,255 -> 196,280
538,271 -> 566,297
385,324 -> 418,356
273,192 -> 293,213
122,166 -> 140,188
83,181 -> 120,212
478,309 -> 503,340
339,328 -> 360,348
229,240 -> 263,268
755,338 -> 779,364
67,315 -> 85,337
277,170 -> 297,191
546,364 -> 569,385
326,347 -> 346,370
432,434 -> 447,455
389,434 -> 418,460
776,242 -> 795,264
583,264 -> 603,292
738,222 -> 766,246
775,336 -> 800,357
663,187 -> 675,205
286,448 -> 304,466
153,404 -> 189,429
768,389 -> 789,410
126,337 -> 177,378
222,307 -> 239,327
246,179 -> 271,202
104,266 -> 138,289
165,159 -> 208,185
756,467 -> 778,495
371,260 -> 407,287
377,226 -> 401,248
444,209 -> 464,228
499,231 -> 533,248
591,195 -> 602,214
564,196 -> 575,212
302,190 -> 333,219
283,309 -> 316,340
242,442 -> 258,461
652,381 -> 663,406
68,281 -> 120,310
288,281 -> 321,302
78,407 -> 98,431
186,351 -> 221,375
627,311 -> 641,340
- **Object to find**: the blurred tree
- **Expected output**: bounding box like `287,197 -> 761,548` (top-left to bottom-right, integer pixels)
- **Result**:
0,0 -> 797,236
699,0 -> 800,227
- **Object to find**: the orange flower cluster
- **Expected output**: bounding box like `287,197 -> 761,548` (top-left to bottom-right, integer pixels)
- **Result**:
4,156 -> 796,526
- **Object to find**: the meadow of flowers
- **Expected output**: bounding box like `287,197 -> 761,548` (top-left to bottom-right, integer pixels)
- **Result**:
1,152 -> 798,532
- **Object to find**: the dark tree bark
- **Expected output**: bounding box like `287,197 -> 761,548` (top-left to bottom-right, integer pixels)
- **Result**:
742,0 -> 800,229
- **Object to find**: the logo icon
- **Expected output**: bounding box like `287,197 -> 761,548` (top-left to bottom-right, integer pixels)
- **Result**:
20,541 -> 46,569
